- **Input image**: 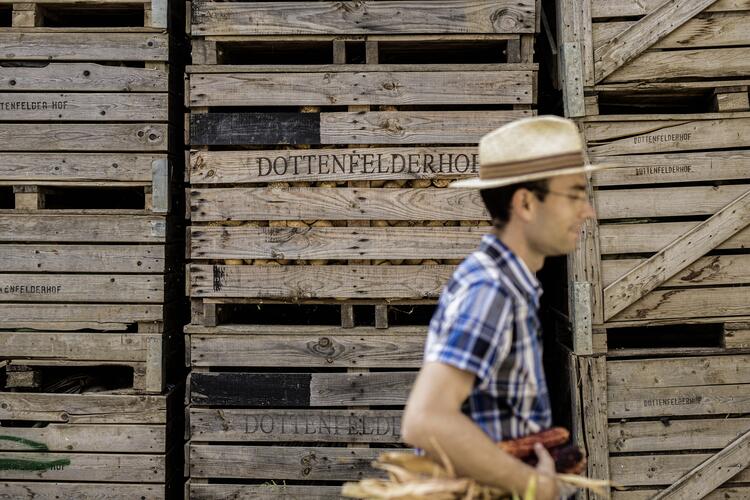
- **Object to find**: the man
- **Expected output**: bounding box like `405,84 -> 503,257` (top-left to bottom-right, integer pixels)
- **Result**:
402,116 -> 599,499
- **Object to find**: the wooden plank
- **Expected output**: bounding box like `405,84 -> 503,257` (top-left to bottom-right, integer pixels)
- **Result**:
0,63 -> 168,92
609,417 -> 750,453
608,383 -> 750,419
0,214 -> 166,242
0,274 -> 163,303
0,93 -> 167,121
603,189 -> 750,319
613,287 -> 750,322
592,0 -> 717,83
189,71 -> 535,107
190,329 -> 425,368
188,483 -> 342,500
0,304 -> 163,330
0,392 -> 168,423
0,124 -> 167,151
603,254 -> 750,288
189,264 -> 453,300
579,356 -> 609,497
571,282 -> 593,354
190,372 -> 414,407
725,322 -> 750,349
190,444 -> 386,480
608,355 -> 750,389
190,187 -> 485,222
1,332 -> 158,362
599,221 -> 750,254
0,33 -> 168,61
0,244 -> 164,272
0,483 -> 168,500
189,408 -> 401,443
0,153 -> 161,183
191,0 -> 536,36
614,487 -> 750,500
190,226 -> 484,261
190,147 -> 478,184
610,453 -> 750,487
590,152 -> 750,186
191,110 -> 533,145
188,63 -> 538,74
560,42 -> 585,117
0,453 -> 164,482
0,423 -> 166,453
584,116 -> 750,155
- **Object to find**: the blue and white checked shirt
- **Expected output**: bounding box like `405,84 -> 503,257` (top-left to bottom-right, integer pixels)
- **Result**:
424,233 -> 552,441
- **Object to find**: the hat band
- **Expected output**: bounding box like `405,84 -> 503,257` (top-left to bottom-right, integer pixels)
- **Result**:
480,151 -> 585,180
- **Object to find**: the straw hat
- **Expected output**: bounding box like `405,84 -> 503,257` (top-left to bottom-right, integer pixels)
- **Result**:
450,115 -> 602,189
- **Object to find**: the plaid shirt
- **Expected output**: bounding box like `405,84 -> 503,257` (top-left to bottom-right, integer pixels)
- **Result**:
424,234 -> 552,441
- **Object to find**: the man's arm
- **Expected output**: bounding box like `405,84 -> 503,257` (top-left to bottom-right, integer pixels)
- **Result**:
402,361 -> 559,499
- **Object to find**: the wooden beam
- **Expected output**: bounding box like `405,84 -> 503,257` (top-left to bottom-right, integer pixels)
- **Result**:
593,0 -> 718,83
652,428 -> 750,500
604,189 -> 750,321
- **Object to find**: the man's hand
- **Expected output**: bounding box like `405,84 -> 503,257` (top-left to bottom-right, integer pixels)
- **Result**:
533,443 -> 560,499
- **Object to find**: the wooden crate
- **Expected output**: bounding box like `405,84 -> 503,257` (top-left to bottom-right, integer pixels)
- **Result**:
555,0 -> 750,116
564,348 -> 750,499
559,113 -> 750,355
0,0 -> 172,29
0,386 -> 182,500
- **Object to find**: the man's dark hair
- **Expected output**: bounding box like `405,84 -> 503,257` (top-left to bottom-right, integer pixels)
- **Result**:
480,179 -> 549,230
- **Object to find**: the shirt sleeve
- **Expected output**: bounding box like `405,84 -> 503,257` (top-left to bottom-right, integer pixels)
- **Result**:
424,280 -> 513,384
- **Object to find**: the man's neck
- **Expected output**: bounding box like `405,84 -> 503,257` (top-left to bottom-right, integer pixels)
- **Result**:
492,227 -> 545,273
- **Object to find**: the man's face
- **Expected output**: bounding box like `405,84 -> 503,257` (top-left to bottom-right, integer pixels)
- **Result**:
524,173 -> 595,257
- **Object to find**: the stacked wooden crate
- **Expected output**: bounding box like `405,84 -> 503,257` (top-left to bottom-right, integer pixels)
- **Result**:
0,0 -> 185,498
185,0 -> 538,497
554,1 -> 750,498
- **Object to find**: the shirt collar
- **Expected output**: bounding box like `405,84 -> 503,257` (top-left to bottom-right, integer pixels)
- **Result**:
479,233 -> 543,303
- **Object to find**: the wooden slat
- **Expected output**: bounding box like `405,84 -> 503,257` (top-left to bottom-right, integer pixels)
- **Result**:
0,63 -> 168,92
190,147 -> 478,184
0,274 -> 163,303
190,408 -> 402,443
0,392 -> 168,423
592,0 -> 716,83
614,487 -> 750,500
0,423 -> 166,453
190,372 -> 414,407
190,444 -> 386,480
0,124 -> 167,151
609,417 -> 750,453
0,453 -> 164,482
0,304 -> 163,330
608,383 -> 750,419
608,355 -> 750,389
190,110 -> 532,145
190,328 -> 424,367
610,453 -> 750,487
0,93 -> 167,121
591,0 -> 744,18
602,254 -> 750,288
189,264 -> 453,300
0,244 -> 164,272
612,286 -> 750,322
1,332 -> 157,362
188,482 -> 342,500
590,152 -> 750,186
0,33 -> 169,61
0,153 -> 161,183
190,226 -> 484,260
191,0 -> 535,36
599,221 -> 750,254
188,63 -> 538,74
0,482 -> 168,500
189,71 -> 535,107
0,214 -> 166,242
190,187 -> 485,222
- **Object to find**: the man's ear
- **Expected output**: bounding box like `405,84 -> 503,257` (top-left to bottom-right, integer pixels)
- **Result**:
510,188 -> 535,222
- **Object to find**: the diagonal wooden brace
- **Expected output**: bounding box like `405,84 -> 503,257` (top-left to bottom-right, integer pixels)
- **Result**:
604,188 -> 750,321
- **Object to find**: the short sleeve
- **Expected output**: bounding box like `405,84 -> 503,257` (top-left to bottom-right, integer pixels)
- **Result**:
424,281 -> 513,384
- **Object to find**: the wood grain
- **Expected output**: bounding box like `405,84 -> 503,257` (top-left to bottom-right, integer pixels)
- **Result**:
0,63 -> 168,92
0,33 -> 169,61
0,214 -> 166,242
0,93 -> 167,121
0,244 -> 164,272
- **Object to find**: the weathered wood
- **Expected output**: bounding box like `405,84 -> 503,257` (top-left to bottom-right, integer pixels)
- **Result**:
190,187 -> 485,222
190,328 -> 425,367
189,70 -> 535,107
725,322 -> 750,349
190,408 -> 401,443
609,417 -> 750,453
191,1 -> 535,36
188,482 -> 342,500
592,0 -> 717,83
613,487 -> 750,500
0,273 -> 163,303
0,33 -> 169,61
0,423 -> 166,453
610,453 -> 750,487
191,110 -> 532,145
0,124 -> 166,151
571,282 -> 592,355
0,482 -> 169,500
591,0 -> 744,18
190,147 -> 478,184
188,63 -> 538,74
190,226 -> 484,260
608,355 -> 750,389
714,90 -> 750,112
613,287 -> 750,322
0,93 -> 167,121
579,356 -> 609,498
0,214 -> 166,242
0,304 -> 163,330
1,332 -> 160,363
190,372 -> 414,407
560,42 -> 584,117
0,453 -> 165,482
600,221 -> 750,254
190,444 -> 387,481
189,264 -> 453,300
608,383 -> 750,419
603,189 -> 750,320
0,244 -> 164,272
0,153 -> 162,183
603,254 -> 750,288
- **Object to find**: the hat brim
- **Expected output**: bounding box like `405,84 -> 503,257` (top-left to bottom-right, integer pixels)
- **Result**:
448,163 -> 606,189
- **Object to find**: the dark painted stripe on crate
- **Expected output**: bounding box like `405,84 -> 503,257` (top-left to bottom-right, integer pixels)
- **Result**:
191,372 -> 312,407
191,113 -> 320,145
